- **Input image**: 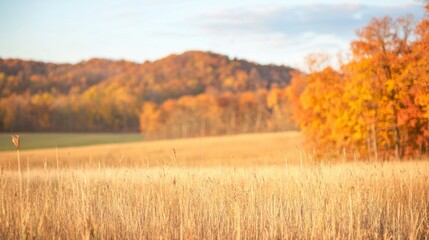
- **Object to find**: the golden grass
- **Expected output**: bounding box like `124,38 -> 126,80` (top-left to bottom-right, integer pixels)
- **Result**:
0,131 -> 303,169
1,162 -> 428,239
0,132 -> 428,239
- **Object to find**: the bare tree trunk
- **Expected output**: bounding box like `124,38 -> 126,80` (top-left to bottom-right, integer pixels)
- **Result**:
371,123 -> 379,162
393,116 -> 401,161
230,111 -> 236,134
200,119 -> 206,137
181,125 -> 187,138
394,130 -> 400,160
255,106 -> 262,132
366,132 -> 372,161
123,115 -> 128,132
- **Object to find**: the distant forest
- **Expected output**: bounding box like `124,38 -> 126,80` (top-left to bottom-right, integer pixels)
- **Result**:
0,51 -> 297,137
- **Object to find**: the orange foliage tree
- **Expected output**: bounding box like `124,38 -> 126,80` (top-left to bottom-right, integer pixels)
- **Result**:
287,6 -> 429,160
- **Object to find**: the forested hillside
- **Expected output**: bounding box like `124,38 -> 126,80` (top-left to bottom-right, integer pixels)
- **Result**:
0,51 -> 296,134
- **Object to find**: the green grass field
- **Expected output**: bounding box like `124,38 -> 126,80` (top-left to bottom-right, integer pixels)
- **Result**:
0,133 -> 145,151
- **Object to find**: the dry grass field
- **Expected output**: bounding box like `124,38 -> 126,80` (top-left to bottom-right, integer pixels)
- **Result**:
0,132 -> 428,239
0,131 -> 304,169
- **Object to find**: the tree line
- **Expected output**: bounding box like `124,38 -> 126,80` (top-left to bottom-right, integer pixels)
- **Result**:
140,88 -> 294,139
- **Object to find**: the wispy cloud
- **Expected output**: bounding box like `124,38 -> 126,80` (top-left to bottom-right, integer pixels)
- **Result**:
190,3 -> 425,68
195,3 -> 424,36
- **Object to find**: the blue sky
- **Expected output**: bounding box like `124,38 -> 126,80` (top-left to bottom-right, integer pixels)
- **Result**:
0,0 -> 425,69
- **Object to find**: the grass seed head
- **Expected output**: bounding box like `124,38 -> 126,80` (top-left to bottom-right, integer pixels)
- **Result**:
11,135 -> 20,150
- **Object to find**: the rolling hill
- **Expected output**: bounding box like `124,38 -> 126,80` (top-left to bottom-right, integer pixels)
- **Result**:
0,51 -> 297,133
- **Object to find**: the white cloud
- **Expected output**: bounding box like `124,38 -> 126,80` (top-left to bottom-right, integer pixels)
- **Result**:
190,3 -> 425,69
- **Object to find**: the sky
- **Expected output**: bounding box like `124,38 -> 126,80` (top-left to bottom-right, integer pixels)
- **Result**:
0,0 -> 426,70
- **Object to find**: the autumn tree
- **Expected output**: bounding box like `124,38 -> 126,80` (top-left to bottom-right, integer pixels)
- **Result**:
350,15 -> 415,160
399,4 -> 429,156
288,6 -> 429,160
287,53 -> 350,157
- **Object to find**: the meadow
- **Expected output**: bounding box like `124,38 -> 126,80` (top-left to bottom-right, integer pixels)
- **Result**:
0,132 -> 428,239
0,133 -> 145,152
